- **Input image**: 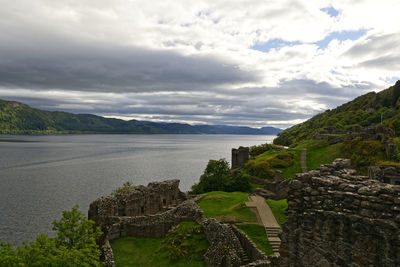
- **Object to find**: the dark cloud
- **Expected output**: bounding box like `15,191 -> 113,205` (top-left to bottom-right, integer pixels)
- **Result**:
0,36 -> 258,92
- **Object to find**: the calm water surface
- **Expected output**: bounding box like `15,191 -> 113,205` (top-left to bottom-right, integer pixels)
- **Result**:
0,134 -> 274,245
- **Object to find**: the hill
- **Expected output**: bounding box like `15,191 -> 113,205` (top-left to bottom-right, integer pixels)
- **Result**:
0,99 -> 282,135
274,81 -> 400,146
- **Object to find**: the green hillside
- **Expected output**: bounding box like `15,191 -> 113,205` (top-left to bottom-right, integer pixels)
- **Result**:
274,81 -> 400,146
0,99 -> 282,135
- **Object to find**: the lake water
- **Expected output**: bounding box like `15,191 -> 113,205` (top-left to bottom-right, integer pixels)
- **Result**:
0,134 -> 275,246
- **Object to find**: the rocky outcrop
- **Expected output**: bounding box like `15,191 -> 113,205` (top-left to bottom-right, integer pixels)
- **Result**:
277,159 -> 400,267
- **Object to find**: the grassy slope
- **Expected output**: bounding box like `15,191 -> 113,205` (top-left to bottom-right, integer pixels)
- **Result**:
265,199 -> 288,226
111,222 -> 208,267
236,224 -> 274,255
274,81 -> 400,146
295,140 -> 344,170
197,191 -> 257,223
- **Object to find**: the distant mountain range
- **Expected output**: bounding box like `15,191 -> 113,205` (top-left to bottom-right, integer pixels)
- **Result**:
274,81 -> 400,146
0,99 -> 282,135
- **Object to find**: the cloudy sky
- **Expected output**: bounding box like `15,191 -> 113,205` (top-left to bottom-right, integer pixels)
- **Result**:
0,0 -> 399,129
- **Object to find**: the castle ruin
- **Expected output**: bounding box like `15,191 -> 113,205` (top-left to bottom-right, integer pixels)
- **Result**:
232,146 -> 250,169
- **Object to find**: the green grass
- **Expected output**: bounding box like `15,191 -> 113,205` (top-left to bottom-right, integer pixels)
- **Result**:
297,140 -> 343,170
111,222 -> 208,267
277,149 -> 302,178
254,151 -> 280,162
235,224 -> 273,255
250,182 -> 264,192
266,199 -> 288,226
198,191 -> 257,223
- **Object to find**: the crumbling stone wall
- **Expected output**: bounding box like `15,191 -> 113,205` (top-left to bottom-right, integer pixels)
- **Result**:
106,199 -> 204,240
88,179 -> 184,226
312,125 -> 398,158
232,146 -> 250,169
278,159 -> 400,267
369,165 -> 400,185
230,225 -> 269,263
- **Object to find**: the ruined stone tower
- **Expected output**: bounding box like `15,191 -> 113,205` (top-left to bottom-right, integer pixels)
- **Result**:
231,146 -> 249,169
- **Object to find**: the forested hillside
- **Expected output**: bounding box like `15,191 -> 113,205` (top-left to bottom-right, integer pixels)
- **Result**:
0,99 -> 282,135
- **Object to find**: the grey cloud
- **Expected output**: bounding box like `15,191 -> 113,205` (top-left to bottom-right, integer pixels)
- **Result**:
359,55 -> 400,70
346,33 -> 400,58
0,36 -> 258,93
0,77 -> 376,129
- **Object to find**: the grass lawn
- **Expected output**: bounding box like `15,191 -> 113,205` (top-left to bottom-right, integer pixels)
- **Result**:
198,191 -> 257,223
235,224 -> 273,255
265,199 -> 288,226
111,222 -> 208,267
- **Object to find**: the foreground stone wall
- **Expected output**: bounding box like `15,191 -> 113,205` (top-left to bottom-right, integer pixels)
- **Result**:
279,159 -> 400,267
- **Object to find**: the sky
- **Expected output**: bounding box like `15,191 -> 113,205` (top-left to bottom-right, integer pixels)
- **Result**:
0,0 -> 399,129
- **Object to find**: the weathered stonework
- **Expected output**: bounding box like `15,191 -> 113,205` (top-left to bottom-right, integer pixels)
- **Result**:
232,146 -> 250,169
277,159 -> 400,267
88,179 -> 185,226
313,125 -> 398,160
89,179 -> 272,267
369,165 -> 400,185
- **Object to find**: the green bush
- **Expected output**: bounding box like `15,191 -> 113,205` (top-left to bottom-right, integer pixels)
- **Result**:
243,160 -> 275,180
226,172 -> 251,192
112,181 -> 135,195
161,222 -> 208,261
268,153 -> 295,168
341,137 -> 386,172
249,143 -> 283,157
191,159 -> 251,194
0,206 -> 103,267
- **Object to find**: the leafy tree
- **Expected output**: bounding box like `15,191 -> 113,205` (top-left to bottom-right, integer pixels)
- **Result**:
191,159 -> 231,194
0,206 -> 103,267
191,159 -> 251,194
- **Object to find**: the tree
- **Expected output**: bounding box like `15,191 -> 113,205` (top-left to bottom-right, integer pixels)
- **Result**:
191,159 -> 231,194
0,206 -> 103,267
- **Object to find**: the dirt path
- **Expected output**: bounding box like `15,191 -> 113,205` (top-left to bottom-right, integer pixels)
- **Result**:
301,148 -> 308,173
245,195 -> 281,254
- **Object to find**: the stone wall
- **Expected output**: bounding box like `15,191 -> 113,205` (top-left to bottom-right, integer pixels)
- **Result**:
106,199 -> 204,240
369,165 -> 400,185
88,179 -> 184,226
278,159 -> 400,267
230,225 -> 269,263
232,146 -> 250,169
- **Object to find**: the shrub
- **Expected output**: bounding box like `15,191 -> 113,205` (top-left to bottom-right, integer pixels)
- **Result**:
243,160 -> 274,180
341,137 -> 386,172
191,159 -> 251,194
249,143 -> 283,157
161,222 -> 206,261
226,172 -> 251,192
268,152 -> 295,168
0,206 -> 103,267
112,181 -> 135,195
191,159 -> 231,194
